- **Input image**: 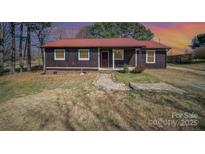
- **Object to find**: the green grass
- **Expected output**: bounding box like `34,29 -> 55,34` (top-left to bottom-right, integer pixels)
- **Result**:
114,72 -> 160,84
0,77 -> 50,103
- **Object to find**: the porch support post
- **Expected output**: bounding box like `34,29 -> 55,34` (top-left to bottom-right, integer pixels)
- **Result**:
135,48 -> 139,67
43,48 -> 46,73
98,48 -> 100,70
112,49 -> 115,69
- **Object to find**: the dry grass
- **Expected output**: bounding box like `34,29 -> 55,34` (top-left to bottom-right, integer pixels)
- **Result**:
145,69 -> 205,97
0,70 -> 204,130
169,63 -> 205,71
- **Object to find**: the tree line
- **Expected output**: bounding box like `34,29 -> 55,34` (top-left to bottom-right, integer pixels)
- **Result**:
76,22 -> 154,40
0,22 -> 51,74
0,22 -> 155,75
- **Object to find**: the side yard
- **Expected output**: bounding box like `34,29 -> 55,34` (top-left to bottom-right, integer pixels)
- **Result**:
168,62 -> 205,71
0,69 -> 204,131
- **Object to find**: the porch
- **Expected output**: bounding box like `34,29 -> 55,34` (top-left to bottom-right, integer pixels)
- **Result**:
98,48 -> 137,70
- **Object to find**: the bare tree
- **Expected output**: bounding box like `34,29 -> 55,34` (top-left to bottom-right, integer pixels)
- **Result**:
19,23 -> 24,72
32,23 -> 51,71
0,23 -> 4,65
25,23 -> 31,71
10,22 -> 16,74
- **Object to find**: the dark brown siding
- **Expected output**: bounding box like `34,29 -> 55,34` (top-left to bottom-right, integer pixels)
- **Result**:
45,48 -> 98,68
115,48 -> 135,67
45,47 -> 167,69
137,49 -> 167,68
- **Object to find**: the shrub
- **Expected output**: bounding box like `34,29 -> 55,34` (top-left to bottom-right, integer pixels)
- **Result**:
122,64 -> 129,73
194,47 -> 205,59
0,64 -> 4,75
168,54 -> 192,64
132,65 -> 145,73
180,55 -> 192,64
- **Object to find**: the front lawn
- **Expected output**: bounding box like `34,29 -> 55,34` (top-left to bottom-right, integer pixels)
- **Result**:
0,72 -> 97,103
114,72 -> 160,84
0,70 -> 204,131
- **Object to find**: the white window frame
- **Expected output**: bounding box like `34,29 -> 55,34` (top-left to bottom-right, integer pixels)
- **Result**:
114,49 -> 124,60
146,50 -> 155,63
54,49 -> 65,60
78,49 -> 90,61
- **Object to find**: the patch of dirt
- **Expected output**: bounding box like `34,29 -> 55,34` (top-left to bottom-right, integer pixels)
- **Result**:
93,73 -> 130,91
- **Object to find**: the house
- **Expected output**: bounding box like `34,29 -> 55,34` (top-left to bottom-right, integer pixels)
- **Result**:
42,38 -> 170,71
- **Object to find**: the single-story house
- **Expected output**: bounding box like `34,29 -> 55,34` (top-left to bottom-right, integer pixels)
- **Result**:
42,38 -> 170,71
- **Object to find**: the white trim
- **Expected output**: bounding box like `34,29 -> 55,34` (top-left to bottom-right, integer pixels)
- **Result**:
46,67 -> 98,70
101,50 -> 109,68
112,49 -> 114,69
43,48 -> 46,71
78,49 -> 90,61
99,67 -> 135,71
135,48 -> 139,66
146,50 -> 156,63
98,48 -> 100,70
113,49 -> 124,60
46,66 -> 135,71
54,49 -> 65,60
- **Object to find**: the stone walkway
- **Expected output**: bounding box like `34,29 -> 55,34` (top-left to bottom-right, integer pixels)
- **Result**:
129,82 -> 186,94
93,73 -> 186,94
168,66 -> 205,76
93,73 -> 130,91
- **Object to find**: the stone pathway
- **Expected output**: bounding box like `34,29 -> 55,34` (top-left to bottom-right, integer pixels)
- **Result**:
93,73 -> 130,91
168,66 -> 205,76
129,82 -> 186,94
94,73 -> 186,94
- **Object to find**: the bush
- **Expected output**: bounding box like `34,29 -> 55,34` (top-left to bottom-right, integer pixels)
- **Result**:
122,64 -> 129,73
0,64 -> 4,75
168,54 -> 192,64
180,55 -> 192,64
132,65 -> 145,73
194,47 -> 205,59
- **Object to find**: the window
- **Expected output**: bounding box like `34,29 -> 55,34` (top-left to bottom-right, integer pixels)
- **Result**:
114,49 -> 124,60
146,50 -> 155,63
78,49 -> 90,60
54,49 -> 65,60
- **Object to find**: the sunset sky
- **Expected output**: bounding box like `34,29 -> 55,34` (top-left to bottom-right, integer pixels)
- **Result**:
54,22 -> 205,55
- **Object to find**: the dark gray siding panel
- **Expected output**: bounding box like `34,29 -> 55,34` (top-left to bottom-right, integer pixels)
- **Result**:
137,49 -> 167,68
115,48 -> 135,67
45,48 -> 98,68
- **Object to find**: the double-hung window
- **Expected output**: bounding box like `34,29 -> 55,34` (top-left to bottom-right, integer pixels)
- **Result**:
114,49 -> 124,60
54,49 -> 65,60
78,49 -> 90,60
146,50 -> 155,63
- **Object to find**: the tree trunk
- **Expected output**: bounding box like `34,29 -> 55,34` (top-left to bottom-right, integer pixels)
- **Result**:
19,23 -> 23,72
39,39 -> 45,71
10,22 -> 16,74
26,26 -> 31,72
0,23 -> 4,65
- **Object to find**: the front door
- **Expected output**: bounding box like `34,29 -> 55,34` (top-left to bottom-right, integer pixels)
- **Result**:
101,51 -> 109,67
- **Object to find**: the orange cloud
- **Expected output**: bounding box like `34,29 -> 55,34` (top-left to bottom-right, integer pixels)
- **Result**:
144,22 -> 205,55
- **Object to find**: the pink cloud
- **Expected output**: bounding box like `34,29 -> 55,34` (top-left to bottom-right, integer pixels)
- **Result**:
143,22 -> 205,54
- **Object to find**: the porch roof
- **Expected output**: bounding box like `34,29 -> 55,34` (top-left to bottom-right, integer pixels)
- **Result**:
42,38 -> 170,49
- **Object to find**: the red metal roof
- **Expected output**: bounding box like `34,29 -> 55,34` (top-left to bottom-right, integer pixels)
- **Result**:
42,38 -> 170,49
